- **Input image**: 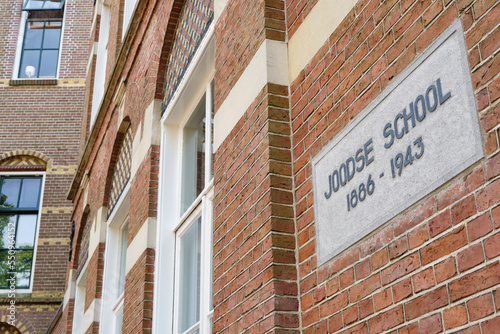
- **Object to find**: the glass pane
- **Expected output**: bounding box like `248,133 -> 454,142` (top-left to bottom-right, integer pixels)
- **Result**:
19,178 -> 42,208
43,0 -> 63,9
24,0 -> 44,9
13,250 -> 33,288
16,215 -> 37,248
39,49 -> 58,77
181,96 -> 206,214
0,250 -> 13,288
115,306 -> 124,334
1,178 -> 21,208
178,218 -> 201,333
24,22 -> 44,49
0,215 -> 17,249
43,21 -> 62,48
19,50 -> 40,78
210,82 -> 214,180
117,224 -> 128,297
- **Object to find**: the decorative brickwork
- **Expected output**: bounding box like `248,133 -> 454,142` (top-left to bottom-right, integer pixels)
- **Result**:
162,0 -> 213,109
108,126 -> 132,215
0,155 -> 46,171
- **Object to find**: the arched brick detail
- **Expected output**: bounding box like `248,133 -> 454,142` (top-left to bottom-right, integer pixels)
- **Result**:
154,0 -> 187,100
0,322 -> 21,333
0,151 -> 51,171
102,118 -> 132,215
0,311 -> 36,334
159,0 -> 214,109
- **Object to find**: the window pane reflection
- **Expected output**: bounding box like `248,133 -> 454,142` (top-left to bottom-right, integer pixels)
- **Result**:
19,178 -> 42,208
178,218 -> 201,333
181,96 -> 206,214
16,215 -> 37,248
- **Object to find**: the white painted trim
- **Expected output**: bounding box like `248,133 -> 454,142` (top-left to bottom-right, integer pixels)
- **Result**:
213,39 -> 288,151
82,298 -> 101,334
88,205 -> 108,257
125,217 -> 156,274
99,186 -> 130,334
288,0 -> 357,81
63,269 -> 77,307
130,99 -> 162,180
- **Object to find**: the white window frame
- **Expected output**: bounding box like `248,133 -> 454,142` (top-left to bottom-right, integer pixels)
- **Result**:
12,4 -> 67,80
0,171 -> 46,294
153,24 -> 215,334
122,0 -> 139,41
91,0 -> 111,128
99,184 -> 130,334
72,262 -> 88,334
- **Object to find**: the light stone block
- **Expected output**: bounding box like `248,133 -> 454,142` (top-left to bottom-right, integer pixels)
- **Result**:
312,20 -> 483,265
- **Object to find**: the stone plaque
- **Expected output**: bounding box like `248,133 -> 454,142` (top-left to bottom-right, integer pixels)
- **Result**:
312,20 -> 484,265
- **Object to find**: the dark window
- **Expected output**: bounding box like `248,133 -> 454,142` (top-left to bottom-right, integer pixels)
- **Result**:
19,20 -> 62,78
0,176 -> 43,289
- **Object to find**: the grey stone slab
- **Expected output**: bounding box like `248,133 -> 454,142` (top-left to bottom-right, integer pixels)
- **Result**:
312,20 -> 484,266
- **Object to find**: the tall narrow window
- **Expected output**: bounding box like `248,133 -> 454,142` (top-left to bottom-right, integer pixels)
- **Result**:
17,0 -> 65,79
173,82 -> 214,334
113,221 -> 128,334
0,176 -> 43,290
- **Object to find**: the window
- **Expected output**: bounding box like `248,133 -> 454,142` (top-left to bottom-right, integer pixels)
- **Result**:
173,82 -> 214,334
99,187 -> 130,334
91,1 -> 111,127
113,221 -> 128,334
16,0 -> 65,79
0,175 -> 43,290
72,267 -> 87,334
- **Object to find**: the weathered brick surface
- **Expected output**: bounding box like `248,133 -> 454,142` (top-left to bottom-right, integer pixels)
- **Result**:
289,0 -> 500,332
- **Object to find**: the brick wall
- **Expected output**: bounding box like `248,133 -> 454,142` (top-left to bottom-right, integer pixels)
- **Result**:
214,0 -> 286,112
0,0 -> 93,332
289,0 -> 500,332
213,83 -> 300,333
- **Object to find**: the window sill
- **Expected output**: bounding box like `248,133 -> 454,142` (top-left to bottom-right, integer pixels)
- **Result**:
9,78 -> 58,86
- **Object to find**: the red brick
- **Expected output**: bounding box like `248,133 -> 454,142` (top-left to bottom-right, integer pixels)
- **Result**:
355,259 -> 371,280
412,267 -> 435,293
481,315 -> 500,333
467,212 -> 493,241
359,298 -> 374,319
449,262 -> 500,301
444,304 -> 468,329
419,313 -> 443,334
392,278 -> 413,303
485,153 -> 500,181
340,268 -> 355,289
368,305 -> 404,334
467,293 -> 494,321
374,288 -> 393,311
319,291 -> 348,317
484,232 -> 500,259
429,210 -> 452,237
349,274 -> 381,303
381,253 -> 420,285
457,242 -> 485,272
405,286 -> 449,320
421,226 -> 468,265
372,248 -> 389,271
343,304 -> 358,325
408,224 -> 429,249
451,195 -> 477,224
477,178 -> 500,211
435,257 -> 456,283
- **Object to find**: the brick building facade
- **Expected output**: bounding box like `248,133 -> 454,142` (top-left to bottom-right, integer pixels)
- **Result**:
57,0 -> 500,333
0,0 -> 93,333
